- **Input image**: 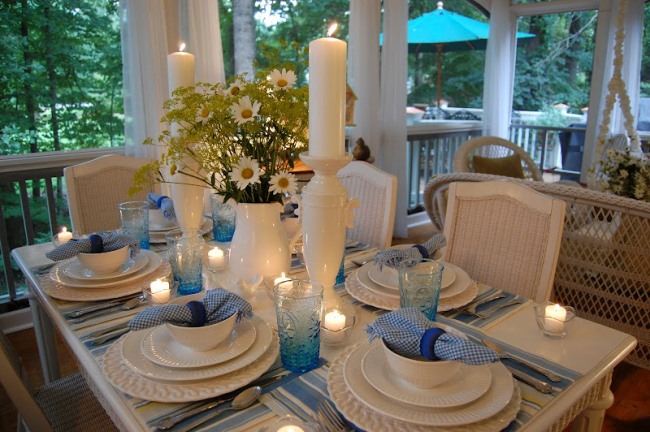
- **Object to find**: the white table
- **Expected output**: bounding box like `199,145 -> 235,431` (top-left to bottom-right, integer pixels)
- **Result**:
11,242 -> 637,431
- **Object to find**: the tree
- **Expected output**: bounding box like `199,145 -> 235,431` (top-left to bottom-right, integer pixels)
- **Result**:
233,0 -> 256,76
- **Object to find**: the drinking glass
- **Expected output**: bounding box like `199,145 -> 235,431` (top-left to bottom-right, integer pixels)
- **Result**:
273,279 -> 322,372
165,229 -> 203,295
118,201 -> 150,250
210,194 -> 236,242
398,259 -> 444,321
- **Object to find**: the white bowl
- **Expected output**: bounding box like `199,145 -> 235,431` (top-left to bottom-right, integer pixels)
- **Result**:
165,312 -> 237,352
77,245 -> 130,275
381,339 -> 460,388
149,209 -> 177,230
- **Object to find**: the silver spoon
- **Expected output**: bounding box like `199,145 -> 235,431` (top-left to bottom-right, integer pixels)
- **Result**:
157,385 -> 261,431
68,296 -> 144,324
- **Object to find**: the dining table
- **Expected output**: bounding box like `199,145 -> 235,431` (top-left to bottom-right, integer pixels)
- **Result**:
11,236 -> 637,432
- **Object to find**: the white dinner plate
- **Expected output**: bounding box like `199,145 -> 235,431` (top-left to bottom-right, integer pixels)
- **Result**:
123,318 -> 270,382
343,343 -> 514,427
149,218 -> 212,244
49,251 -> 163,289
327,344 -> 521,432
62,252 -> 149,281
361,344 -> 492,408
368,263 -> 456,291
141,316 -> 267,369
102,330 -> 279,402
42,260 -> 170,301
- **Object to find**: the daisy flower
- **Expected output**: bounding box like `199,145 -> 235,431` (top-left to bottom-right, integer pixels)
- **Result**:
231,156 -> 261,190
195,106 -> 213,124
226,79 -> 245,97
268,68 -> 297,90
269,170 -> 297,195
231,96 -> 261,125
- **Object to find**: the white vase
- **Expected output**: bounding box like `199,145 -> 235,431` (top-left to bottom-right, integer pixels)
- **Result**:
229,202 -> 290,285
169,158 -> 205,233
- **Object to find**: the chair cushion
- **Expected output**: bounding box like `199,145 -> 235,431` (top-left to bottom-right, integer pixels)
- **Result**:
472,154 -> 526,179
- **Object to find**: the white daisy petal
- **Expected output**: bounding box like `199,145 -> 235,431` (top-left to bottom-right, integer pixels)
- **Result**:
231,96 -> 261,125
231,156 -> 261,190
269,171 -> 297,195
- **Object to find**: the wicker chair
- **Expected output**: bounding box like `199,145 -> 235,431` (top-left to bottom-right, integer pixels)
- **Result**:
425,172 -> 650,370
453,136 -> 543,181
337,161 -> 398,249
443,181 -> 565,303
64,154 -> 158,234
0,331 -> 117,432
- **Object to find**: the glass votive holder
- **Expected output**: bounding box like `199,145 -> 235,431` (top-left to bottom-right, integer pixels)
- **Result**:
52,227 -> 79,247
258,415 -> 318,432
320,300 -> 356,346
142,277 -> 177,305
534,302 -> 576,339
207,246 -> 227,273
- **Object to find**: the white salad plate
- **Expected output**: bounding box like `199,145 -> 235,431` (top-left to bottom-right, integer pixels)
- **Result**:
102,330 -> 279,402
141,316 -> 267,369
327,344 -> 521,432
123,318 -> 269,382
361,344 -> 492,408
62,252 -> 149,281
368,263 -> 456,291
49,250 -> 162,289
149,218 -> 212,244
343,343 -> 514,427
42,259 -> 169,301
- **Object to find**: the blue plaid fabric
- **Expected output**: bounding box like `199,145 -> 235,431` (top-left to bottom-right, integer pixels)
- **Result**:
366,308 -> 498,365
147,193 -> 176,221
128,288 -> 253,331
46,232 -> 138,261
374,234 -> 446,270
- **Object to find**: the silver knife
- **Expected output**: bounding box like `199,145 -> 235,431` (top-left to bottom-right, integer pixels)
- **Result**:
506,365 -> 553,394
66,301 -> 124,318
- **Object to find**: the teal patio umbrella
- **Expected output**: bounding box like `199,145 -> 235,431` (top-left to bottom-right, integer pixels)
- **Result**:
383,2 -> 535,107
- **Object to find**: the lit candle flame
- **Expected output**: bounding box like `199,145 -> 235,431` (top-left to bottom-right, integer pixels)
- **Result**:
327,22 -> 338,37
179,42 -> 186,52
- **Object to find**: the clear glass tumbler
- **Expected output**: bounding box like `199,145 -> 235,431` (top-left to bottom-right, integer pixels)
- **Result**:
165,229 -> 203,296
210,194 -> 236,242
118,201 -> 150,250
273,279 -> 322,373
398,259 -> 444,321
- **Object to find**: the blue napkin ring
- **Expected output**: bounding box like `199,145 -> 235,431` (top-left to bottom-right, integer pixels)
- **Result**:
186,301 -> 207,327
412,244 -> 430,259
420,327 -> 446,360
156,195 -> 169,208
89,234 -> 104,253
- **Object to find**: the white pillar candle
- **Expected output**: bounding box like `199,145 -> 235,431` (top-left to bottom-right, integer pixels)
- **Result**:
308,24 -> 347,158
208,247 -> 225,270
544,303 -> 567,333
277,426 -> 305,432
150,278 -> 171,303
58,227 -> 73,244
167,42 -> 195,97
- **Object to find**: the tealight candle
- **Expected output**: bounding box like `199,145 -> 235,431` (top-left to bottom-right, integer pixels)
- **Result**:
58,227 -> 73,244
150,278 -> 171,303
544,303 -> 567,333
208,247 -> 225,270
277,426 -> 305,432
324,309 -> 346,332
274,272 -> 290,287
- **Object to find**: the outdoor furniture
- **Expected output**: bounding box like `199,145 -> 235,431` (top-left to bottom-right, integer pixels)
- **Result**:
443,181 -> 566,303
337,161 -> 398,249
453,136 -> 544,181
64,154 -> 158,234
425,172 -> 650,369
0,330 -> 117,432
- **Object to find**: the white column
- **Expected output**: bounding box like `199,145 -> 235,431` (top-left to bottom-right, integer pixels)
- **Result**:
348,0 -> 381,157
379,0 -> 409,239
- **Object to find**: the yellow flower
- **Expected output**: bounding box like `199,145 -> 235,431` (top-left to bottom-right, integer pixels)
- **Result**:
231,156 -> 261,190
269,170 -> 298,195
268,68 -> 297,90
231,96 -> 261,125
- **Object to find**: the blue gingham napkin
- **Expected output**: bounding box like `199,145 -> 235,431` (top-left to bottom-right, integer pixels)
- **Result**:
129,288 -> 253,331
374,234 -> 446,270
366,308 -> 498,365
147,193 -> 176,221
46,232 -> 138,261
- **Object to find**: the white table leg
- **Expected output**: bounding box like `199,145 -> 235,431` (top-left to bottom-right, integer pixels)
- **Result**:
571,382 -> 615,432
27,290 -> 60,383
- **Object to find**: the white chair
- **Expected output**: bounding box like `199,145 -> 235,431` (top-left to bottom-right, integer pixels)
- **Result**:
453,136 -> 543,181
443,180 -> 566,303
337,162 -> 397,249
0,330 -> 117,432
64,154 -> 158,234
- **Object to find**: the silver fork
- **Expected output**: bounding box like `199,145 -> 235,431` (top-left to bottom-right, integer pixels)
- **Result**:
476,298 -> 525,319
317,400 -> 347,432
462,290 -> 505,315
